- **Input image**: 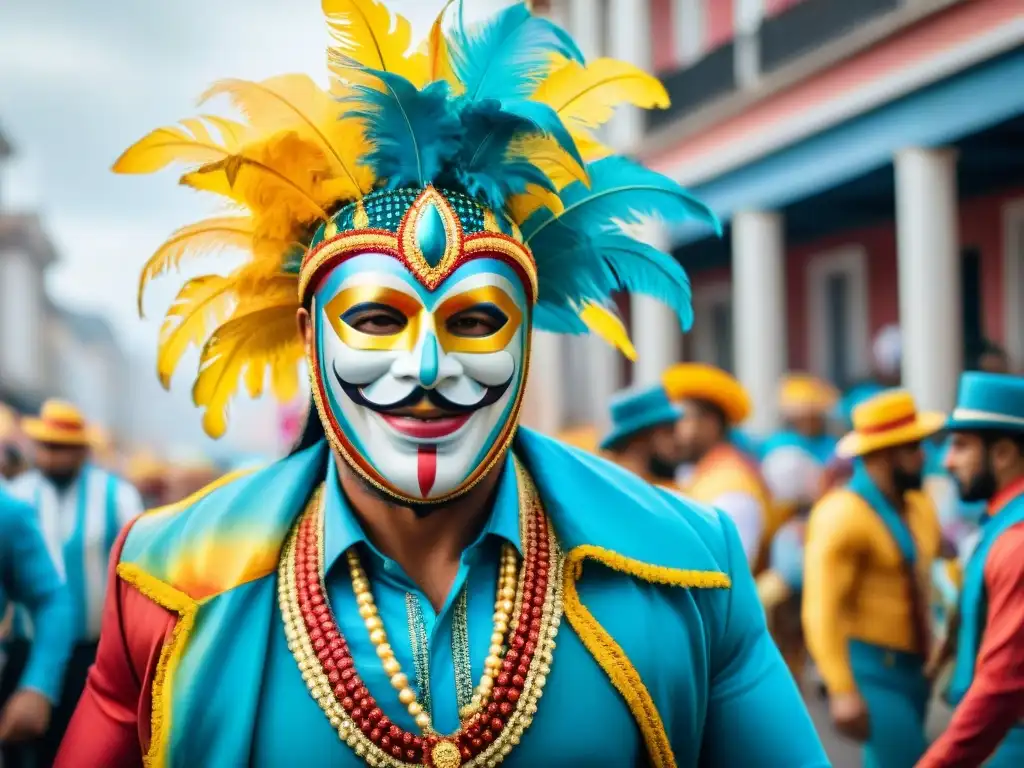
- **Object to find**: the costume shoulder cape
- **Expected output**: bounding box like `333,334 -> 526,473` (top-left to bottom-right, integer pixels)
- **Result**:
120,429 -> 735,601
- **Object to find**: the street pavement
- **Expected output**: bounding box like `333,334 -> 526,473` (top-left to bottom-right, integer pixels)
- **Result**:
804,684 -> 953,767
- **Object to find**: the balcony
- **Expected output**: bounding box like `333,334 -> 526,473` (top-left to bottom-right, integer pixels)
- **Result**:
646,0 -> 917,134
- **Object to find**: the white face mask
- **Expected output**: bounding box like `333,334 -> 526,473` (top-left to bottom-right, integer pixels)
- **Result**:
313,252 -> 529,502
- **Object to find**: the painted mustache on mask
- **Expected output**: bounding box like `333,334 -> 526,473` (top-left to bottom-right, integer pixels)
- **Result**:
332,360 -> 513,416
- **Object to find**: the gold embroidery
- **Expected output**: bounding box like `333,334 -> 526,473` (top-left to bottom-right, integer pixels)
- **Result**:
299,231 -> 399,301
462,235 -> 538,303
116,563 -> 199,768
397,187 -> 464,290
352,201 -> 370,229
561,546 -> 731,768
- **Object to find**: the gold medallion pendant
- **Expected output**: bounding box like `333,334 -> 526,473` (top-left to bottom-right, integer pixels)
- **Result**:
278,460 -> 564,766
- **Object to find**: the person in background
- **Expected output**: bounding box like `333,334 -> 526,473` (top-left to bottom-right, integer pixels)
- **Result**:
0,486 -> 74,763
600,383 -> 682,487
3,399 -> 143,766
803,389 -> 942,767
664,363 -> 774,570
918,372 -> 1024,767
125,451 -> 170,509
835,324 -> 903,429
757,374 -> 839,688
971,339 -> 1011,374
0,406 -> 26,484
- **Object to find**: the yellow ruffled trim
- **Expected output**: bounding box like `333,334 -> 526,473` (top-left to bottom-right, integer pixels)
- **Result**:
116,563 -> 199,768
562,544 -> 731,768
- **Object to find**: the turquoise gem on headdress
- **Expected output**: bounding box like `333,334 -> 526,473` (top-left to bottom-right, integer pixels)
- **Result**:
415,200 -> 448,268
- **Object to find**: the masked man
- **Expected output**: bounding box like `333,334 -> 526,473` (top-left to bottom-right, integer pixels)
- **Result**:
918,372 -> 1024,767
55,4 -> 828,766
664,363 -> 774,570
599,384 -> 681,487
803,390 -> 942,767
4,399 -> 143,764
0,487 -> 74,760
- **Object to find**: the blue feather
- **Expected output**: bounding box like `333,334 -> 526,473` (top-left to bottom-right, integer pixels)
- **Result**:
533,302 -> 589,335
522,155 -> 720,244
496,99 -> 585,173
342,69 -> 462,188
449,2 -> 584,102
593,232 -> 694,330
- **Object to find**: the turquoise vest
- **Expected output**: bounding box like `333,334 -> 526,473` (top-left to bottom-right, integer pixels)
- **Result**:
947,492 -> 1024,705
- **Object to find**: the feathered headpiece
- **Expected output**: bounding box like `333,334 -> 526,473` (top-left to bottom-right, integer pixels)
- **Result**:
116,0 -> 718,438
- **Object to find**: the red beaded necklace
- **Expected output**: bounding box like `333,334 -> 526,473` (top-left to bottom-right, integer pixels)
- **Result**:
279,460 -> 563,768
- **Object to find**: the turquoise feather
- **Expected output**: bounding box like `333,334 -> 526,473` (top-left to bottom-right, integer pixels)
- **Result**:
495,99 -> 585,172
343,69 -> 462,188
522,156 -> 720,244
449,2 -> 583,102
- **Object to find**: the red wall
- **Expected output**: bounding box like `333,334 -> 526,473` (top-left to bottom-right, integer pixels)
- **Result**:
650,0 -> 677,72
688,187 -> 1024,370
764,0 -> 807,17
705,0 -> 735,50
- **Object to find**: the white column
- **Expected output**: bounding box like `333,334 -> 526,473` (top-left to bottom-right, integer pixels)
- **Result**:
631,221 -> 682,386
522,330 -> 565,435
895,148 -> 962,412
607,0 -> 651,151
568,0 -> 601,60
732,210 -> 787,436
585,333 -> 621,433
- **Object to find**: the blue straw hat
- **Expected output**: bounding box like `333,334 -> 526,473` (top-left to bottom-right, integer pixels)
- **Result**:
600,384 -> 683,452
946,372 -> 1024,434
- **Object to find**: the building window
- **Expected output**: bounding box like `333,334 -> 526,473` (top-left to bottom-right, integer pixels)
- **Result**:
807,246 -> 869,389
1002,199 -> 1024,368
693,281 -> 734,373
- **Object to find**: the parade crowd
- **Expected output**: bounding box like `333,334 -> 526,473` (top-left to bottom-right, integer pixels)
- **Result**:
590,325 -> 1024,766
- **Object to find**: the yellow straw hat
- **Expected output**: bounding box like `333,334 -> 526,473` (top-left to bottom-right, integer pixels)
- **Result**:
662,363 -> 752,425
836,389 -> 945,459
21,399 -> 92,446
779,373 -> 839,418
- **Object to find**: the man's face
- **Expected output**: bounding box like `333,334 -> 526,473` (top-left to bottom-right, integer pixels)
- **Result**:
33,442 -> 88,486
888,440 -> 925,495
944,432 -> 997,502
790,413 -> 828,438
648,423 -> 679,466
313,252 -> 529,503
674,400 -> 719,464
979,352 -> 1010,374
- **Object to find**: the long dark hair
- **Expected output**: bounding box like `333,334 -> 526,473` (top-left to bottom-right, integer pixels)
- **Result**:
290,398 -> 326,455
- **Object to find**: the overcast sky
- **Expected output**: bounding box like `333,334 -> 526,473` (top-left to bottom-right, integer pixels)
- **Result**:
0,0 -> 507,453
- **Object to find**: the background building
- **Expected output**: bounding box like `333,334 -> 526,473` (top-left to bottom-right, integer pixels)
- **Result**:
522,0 -> 1024,438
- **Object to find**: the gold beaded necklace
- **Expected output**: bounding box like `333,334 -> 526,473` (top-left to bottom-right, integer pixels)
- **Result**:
278,459 -> 564,767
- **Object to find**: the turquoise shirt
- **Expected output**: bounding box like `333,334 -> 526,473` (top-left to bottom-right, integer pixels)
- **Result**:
252,458 -> 642,766
0,488 -> 74,701
761,431 -> 837,465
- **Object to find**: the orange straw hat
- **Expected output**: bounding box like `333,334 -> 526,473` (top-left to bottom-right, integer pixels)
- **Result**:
21,399 -> 92,446
662,363 -> 752,426
836,389 -> 945,459
778,373 -> 839,418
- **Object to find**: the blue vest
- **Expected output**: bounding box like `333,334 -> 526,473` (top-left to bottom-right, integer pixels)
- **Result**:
947,492 -> 1024,705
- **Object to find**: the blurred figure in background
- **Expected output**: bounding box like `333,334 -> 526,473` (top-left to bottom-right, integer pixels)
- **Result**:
664,363 -> 773,570
0,406 -> 27,484
803,390 -> 942,767
971,339 -> 1011,374
125,451 -> 171,509
757,374 -> 839,688
919,373 -> 1024,768
0,487 -> 74,763
3,399 -> 144,765
166,459 -> 220,503
836,324 -> 903,429
600,383 -> 682,487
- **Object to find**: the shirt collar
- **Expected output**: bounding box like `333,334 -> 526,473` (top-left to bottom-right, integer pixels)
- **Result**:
989,476 -> 1024,517
322,455 -> 524,573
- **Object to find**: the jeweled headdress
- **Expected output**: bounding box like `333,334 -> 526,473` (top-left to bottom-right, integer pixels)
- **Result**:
117,0 -> 718,438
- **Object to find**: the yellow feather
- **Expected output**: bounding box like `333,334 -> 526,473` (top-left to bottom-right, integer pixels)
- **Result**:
531,57 -> 670,132
112,116 -> 235,175
507,183 -> 564,225
322,0 -> 428,88
192,279 -> 302,438
427,0 -> 460,89
509,135 -> 588,191
199,75 -> 373,199
138,216 -> 254,317
580,303 -> 637,361
156,275 -> 236,390
574,129 -> 613,163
